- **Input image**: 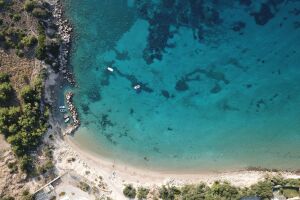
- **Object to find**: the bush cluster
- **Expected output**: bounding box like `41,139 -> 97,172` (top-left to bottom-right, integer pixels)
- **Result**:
0,73 -> 13,105
122,176 -> 300,200
123,184 -> 137,199
0,74 -> 48,174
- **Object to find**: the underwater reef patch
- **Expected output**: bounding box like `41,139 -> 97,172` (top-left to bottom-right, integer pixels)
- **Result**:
135,0 -> 222,64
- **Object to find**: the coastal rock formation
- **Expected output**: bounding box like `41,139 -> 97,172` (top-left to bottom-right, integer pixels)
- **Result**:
64,92 -> 80,135
50,0 -> 76,86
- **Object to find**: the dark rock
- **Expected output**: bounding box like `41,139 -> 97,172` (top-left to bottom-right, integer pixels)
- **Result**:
232,21 -> 246,32
175,79 -> 189,91
161,90 -> 170,99
81,103 -> 90,114
251,3 -> 274,26
210,83 -> 222,94
239,0 -> 252,6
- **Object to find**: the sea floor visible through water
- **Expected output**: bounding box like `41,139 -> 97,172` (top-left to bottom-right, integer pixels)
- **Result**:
62,0 -> 300,172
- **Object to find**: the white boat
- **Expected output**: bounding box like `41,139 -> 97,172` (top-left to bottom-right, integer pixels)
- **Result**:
64,114 -> 69,119
107,67 -> 114,72
64,117 -> 70,123
59,105 -> 66,109
134,84 -> 141,90
60,109 -> 67,113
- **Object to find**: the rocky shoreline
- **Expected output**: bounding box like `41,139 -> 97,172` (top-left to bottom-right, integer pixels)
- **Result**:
47,0 -> 81,134
51,0 -> 76,86
64,92 -> 80,135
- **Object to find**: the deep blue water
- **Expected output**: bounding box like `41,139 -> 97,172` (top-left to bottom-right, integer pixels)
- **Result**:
63,0 -> 300,171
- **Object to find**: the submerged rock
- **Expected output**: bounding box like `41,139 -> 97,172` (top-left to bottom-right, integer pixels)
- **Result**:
251,3 -> 274,25
175,79 -> 189,91
161,90 -> 170,98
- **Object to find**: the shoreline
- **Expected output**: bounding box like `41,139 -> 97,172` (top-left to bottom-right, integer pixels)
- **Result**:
51,131 -> 300,199
43,1 -> 300,199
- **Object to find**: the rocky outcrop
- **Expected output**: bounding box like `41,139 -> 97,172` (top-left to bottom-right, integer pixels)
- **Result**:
51,0 -> 76,86
64,92 -> 80,135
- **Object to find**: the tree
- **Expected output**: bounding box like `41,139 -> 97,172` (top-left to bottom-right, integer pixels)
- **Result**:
249,180 -> 273,199
19,155 -> 33,173
0,73 -> 10,83
181,183 -> 207,200
24,0 -> 36,12
159,185 -> 181,200
0,82 -> 13,104
20,85 -> 39,104
205,181 -> 241,200
0,107 -> 21,136
123,184 -> 137,199
137,187 -> 150,200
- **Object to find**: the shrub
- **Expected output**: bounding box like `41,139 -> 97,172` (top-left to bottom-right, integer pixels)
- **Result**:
0,82 -> 13,104
205,181 -> 241,200
0,73 -> 10,83
79,181 -> 90,192
181,183 -> 207,200
159,185 -> 181,200
20,85 -> 39,104
21,35 -> 37,47
123,184 -> 136,199
137,187 -> 149,200
13,14 -> 21,22
0,107 -> 21,136
249,180 -> 273,199
35,33 -> 46,60
19,155 -> 33,173
0,0 -> 6,9
24,0 -> 36,12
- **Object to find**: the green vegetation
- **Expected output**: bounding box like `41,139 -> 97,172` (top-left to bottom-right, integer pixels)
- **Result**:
21,189 -> 33,200
0,73 -> 48,174
12,14 -> 21,22
24,0 -> 37,12
78,181 -> 90,192
282,188 -> 299,198
35,25 -> 46,60
0,0 -> 6,9
123,184 -> 137,199
123,176 -> 300,200
0,82 -> 13,104
137,187 -> 150,200
248,180 -> 273,199
21,35 -> 37,47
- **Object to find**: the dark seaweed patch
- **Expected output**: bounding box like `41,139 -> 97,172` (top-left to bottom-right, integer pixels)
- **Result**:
87,85 -> 101,102
175,79 -> 189,91
100,114 -> 114,130
81,103 -> 90,114
232,21 -> 246,32
161,90 -> 170,98
251,3 -> 274,25
210,83 -> 222,94
135,0 -> 222,64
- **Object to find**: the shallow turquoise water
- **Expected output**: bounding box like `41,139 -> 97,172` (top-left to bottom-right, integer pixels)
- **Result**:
63,0 -> 300,171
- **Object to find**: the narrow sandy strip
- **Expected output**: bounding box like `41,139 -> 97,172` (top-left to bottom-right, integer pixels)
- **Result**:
49,123 -> 300,199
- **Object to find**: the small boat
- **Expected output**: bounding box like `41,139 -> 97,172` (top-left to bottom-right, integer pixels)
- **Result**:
64,117 -> 70,123
107,67 -> 114,72
59,105 -> 66,109
60,109 -> 67,113
64,114 -> 69,119
134,84 -> 141,90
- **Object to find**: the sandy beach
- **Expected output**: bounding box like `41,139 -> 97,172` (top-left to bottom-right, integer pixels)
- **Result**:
47,119 -> 300,199
44,73 -> 300,199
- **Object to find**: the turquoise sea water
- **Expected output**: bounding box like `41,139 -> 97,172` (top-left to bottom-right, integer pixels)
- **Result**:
63,0 -> 300,171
